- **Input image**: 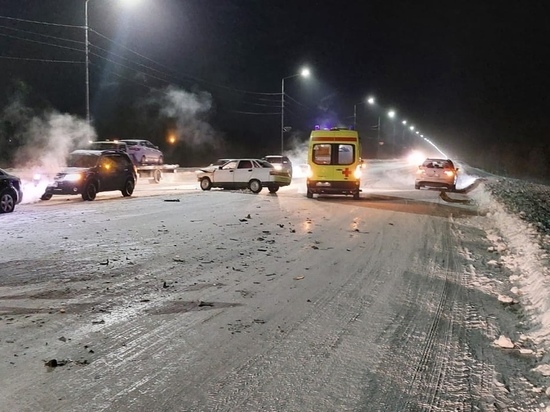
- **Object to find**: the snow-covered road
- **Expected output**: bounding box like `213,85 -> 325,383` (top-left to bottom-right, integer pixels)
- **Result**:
1,160 -> 549,411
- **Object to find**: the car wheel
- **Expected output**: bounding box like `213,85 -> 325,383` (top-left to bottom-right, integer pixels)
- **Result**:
200,177 -> 212,191
268,186 -> 279,193
306,189 -> 313,199
414,183 -> 421,189
353,190 -> 360,200
82,181 -> 97,201
40,193 -> 52,201
122,178 -> 135,197
248,179 -> 262,194
158,156 -> 163,165
449,184 -> 456,192
0,190 -> 16,213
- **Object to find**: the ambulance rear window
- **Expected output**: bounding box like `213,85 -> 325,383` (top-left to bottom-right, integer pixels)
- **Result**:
312,144 -> 354,165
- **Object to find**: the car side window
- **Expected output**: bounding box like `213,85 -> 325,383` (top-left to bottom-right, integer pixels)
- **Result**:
222,161 -> 238,170
238,160 -> 253,169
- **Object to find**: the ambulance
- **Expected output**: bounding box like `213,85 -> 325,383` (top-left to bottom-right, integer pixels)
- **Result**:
306,127 -> 362,199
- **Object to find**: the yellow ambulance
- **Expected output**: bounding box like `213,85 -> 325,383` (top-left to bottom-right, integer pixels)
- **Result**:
306,127 -> 362,199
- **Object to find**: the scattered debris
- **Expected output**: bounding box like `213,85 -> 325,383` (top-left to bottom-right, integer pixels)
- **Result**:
163,281 -> 169,288
494,335 -> 515,349
164,199 -> 180,202
246,214 -> 251,219
44,358 -> 89,368
58,336 -> 67,342
294,276 -> 305,280
439,190 -> 473,204
198,301 -> 214,307
99,260 -> 109,266
257,248 -> 268,252
311,245 -> 319,250
498,294 -> 516,305
92,319 -> 105,325
173,257 -> 186,263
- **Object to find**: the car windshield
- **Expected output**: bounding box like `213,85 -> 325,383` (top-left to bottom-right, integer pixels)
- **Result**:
67,153 -> 99,168
265,156 -> 282,163
123,141 -> 138,146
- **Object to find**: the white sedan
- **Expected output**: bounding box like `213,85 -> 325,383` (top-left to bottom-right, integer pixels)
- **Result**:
196,159 -> 291,194
121,139 -> 163,165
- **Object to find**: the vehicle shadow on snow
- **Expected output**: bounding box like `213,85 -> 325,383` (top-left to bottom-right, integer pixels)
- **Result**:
317,194 -> 483,218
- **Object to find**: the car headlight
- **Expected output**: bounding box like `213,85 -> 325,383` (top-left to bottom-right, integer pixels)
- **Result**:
63,173 -> 83,182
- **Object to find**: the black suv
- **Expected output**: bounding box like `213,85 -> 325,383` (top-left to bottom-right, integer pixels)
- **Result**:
0,168 -> 23,213
41,150 -> 137,201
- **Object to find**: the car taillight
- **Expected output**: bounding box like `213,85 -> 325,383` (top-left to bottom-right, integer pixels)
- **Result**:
444,170 -> 455,177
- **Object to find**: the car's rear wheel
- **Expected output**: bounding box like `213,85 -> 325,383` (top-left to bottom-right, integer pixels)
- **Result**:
268,186 -> 279,193
40,193 -> 52,201
0,190 -> 16,213
82,181 -> 97,201
200,177 -> 212,191
122,178 -> 135,197
449,184 -> 456,192
353,190 -> 360,200
414,183 -> 421,189
306,189 -> 313,199
248,179 -> 262,194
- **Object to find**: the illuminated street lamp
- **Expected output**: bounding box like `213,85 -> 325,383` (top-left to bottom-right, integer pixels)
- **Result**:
363,96 -> 380,141
281,67 -> 310,154
387,110 -> 395,118
85,0 -> 140,125
402,120 -> 407,125
409,125 -> 415,131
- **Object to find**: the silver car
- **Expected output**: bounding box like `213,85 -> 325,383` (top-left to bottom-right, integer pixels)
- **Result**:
121,139 -> 163,165
263,155 -> 293,178
415,158 -> 458,191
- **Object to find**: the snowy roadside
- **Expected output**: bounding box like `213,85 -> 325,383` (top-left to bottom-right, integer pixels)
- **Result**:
469,177 -> 550,384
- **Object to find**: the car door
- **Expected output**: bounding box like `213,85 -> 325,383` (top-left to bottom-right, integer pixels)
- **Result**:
111,155 -> 131,189
213,160 -> 238,186
144,141 -> 160,162
232,160 -> 254,187
97,154 -> 119,191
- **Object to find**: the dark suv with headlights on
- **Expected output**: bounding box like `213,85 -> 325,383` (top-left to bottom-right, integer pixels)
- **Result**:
0,168 -> 23,213
41,150 -> 137,201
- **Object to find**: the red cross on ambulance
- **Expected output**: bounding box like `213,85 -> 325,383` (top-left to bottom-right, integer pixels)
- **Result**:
341,167 -> 351,178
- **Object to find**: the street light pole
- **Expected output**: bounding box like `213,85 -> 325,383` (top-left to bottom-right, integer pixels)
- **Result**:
281,76 -> 285,155
85,0 -> 90,125
280,67 -> 310,155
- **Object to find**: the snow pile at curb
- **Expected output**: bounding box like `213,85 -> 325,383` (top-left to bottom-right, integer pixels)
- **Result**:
471,180 -> 550,354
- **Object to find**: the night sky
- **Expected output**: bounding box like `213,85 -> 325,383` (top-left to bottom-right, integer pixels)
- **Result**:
0,1 -> 549,173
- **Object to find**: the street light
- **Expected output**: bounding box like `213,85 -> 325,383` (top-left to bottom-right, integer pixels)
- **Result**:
85,0 -> 140,125
364,96 -> 380,141
281,67 -> 310,154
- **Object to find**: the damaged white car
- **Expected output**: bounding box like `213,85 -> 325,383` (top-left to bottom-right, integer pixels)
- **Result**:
196,158 -> 291,194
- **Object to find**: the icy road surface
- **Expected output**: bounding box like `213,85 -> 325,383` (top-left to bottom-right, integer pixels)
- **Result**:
1,160 -> 549,411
